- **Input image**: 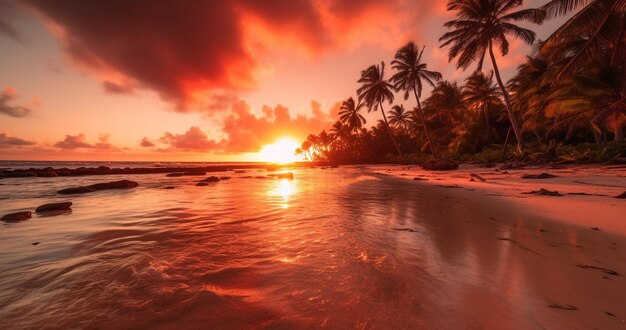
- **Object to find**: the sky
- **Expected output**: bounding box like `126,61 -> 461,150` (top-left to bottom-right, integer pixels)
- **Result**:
0,0 -> 567,162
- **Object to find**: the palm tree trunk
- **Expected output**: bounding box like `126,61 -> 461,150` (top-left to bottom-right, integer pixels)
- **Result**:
412,88 -> 437,158
488,41 -> 525,152
483,104 -> 491,142
379,101 -> 406,162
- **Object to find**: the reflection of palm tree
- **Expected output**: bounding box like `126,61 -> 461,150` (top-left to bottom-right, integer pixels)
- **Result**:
440,0 -> 545,151
388,104 -> 411,133
357,62 -> 405,161
463,72 -> 501,140
339,97 -> 366,133
391,42 -> 442,157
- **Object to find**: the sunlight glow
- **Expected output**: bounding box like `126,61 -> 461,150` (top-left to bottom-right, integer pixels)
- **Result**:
258,138 -> 300,163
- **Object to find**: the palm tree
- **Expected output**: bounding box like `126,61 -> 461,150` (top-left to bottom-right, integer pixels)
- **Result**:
439,0 -> 546,151
462,71 -> 502,141
425,81 -> 466,128
338,97 -> 367,133
357,62 -> 405,160
541,0 -> 626,79
301,141 -> 312,161
390,42 -> 442,157
388,104 -> 412,133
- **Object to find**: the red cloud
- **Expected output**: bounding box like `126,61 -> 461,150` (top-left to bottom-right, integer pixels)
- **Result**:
21,0 -> 411,111
158,127 -> 221,151
54,133 -> 119,151
0,132 -> 35,147
139,137 -> 155,148
0,86 -> 33,117
155,100 -> 338,153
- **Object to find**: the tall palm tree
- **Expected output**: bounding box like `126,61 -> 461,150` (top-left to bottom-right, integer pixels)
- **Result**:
425,81 -> 466,128
463,71 -> 502,140
338,97 -> 367,133
541,0 -> 626,78
390,42 -> 442,157
439,0 -> 546,151
357,62 -> 405,160
388,104 -> 412,133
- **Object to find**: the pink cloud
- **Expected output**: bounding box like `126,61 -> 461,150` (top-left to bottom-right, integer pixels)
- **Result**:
0,86 -> 33,117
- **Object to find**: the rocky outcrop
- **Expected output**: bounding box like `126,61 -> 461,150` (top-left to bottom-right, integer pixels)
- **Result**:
421,159 -> 459,171
166,172 -> 185,177
2,211 -> 32,222
521,173 -> 558,179
35,202 -> 72,213
196,176 -> 220,186
58,180 -> 139,194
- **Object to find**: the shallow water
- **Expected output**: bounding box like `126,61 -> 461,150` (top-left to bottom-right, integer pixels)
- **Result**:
0,167 -> 623,328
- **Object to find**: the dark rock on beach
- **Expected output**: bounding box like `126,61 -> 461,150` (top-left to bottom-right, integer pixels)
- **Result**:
470,174 -> 486,182
522,188 -> 563,196
276,172 -> 294,180
615,191 -> 626,199
421,159 -> 458,171
35,202 -> 72,213
196,176 -> 220,186
4,171 -> 37,178
36,171 -> 58,177
183,170 -> 206,176
2,211 -> 32,222
219,176 -> 231,180
521,173 -> 558,179
58,180 -> 139,195
166,172 -> 185,177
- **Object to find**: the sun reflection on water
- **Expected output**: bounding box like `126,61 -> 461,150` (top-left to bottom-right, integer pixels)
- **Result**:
267,178 -> 296,208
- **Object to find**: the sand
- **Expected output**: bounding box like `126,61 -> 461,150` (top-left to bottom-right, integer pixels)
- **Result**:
365,163 -> 626,328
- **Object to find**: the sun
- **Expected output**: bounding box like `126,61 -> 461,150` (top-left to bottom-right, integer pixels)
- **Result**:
258,138 -> 300,163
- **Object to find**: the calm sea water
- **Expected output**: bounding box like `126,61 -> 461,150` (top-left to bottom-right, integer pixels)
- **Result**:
0,165 -> 622,328
0,160 -> 264,170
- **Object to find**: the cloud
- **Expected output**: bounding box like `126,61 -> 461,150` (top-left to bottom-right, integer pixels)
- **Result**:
0,86 -> 33,117
139,137 -> 155,148
0,0 -> 22,42
0,132 -> 35,147
102,81 -> 135,95
20,0 -> 418,111
53,133 -> 119,150
158,127 -> 221,151
155,99 -> 338,153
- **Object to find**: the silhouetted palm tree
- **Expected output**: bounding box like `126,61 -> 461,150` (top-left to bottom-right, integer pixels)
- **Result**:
463,71 -> 502,140
541,0 -> 626,78
388,104 -> 412,133
338,97 -> 366,133
425,81 -> 465,128
391,42 -> 442,157
357,62 -> 405,160
440,0 -> 546,151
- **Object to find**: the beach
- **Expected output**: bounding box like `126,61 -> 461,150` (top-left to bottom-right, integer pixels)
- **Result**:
1,164 -> 625,328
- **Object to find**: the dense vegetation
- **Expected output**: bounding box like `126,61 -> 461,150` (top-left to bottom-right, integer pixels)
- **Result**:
295,0 -> 626,164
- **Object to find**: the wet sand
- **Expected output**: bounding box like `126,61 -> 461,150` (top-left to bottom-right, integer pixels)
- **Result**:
1,165 -> 625,328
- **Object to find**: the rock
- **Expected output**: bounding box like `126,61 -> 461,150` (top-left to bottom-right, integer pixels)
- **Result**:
196,182 -> 209,186
97,166 -> 111,171
36,171 -> 58,177
162,186 -> 175,190
58,180 -> 139,194
32,242 -> 40,245
276,172 -> 294,180
522,188 -> 562,196
219,176 -> 231,180
2,211 -> 32,222
470,174 -> 486,182
234,170 -> 246,174
4,171 -> 37,178
201,176 -> 220,182
614,191 -> 626,199
591,227 -> 600,231
413,177 -> 428,181
421,159 -> 458,171
183,170 -> 206,176
166,172 -> 185,177
521,173 -> 558,179
35,202 -> 72,213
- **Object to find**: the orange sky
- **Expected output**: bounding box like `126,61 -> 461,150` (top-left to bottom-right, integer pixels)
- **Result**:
0,0 -> 566,161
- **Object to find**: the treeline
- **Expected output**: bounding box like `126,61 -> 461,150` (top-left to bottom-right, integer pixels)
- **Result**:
295,0 -> 625,164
